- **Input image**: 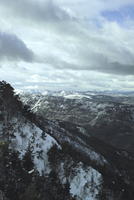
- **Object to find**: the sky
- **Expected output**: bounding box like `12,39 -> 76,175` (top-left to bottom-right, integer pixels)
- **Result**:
1,0 -> 134,91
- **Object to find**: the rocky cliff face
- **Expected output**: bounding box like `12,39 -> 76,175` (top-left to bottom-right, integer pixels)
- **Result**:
0,81 -> 134,200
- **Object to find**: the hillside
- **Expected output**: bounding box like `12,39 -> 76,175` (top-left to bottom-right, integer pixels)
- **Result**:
0,81 -> 134,199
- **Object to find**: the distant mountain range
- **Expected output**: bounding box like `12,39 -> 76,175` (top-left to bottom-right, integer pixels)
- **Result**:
0,81 -> 134,200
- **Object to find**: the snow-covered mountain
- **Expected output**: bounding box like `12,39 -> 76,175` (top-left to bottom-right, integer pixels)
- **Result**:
1,81 -> 134,200
0,81 -> 104,200
20,91 -> 134,153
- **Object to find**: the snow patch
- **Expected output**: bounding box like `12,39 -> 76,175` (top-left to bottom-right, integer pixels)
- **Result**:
11,120 -> 60,175
69,163 -> 102,200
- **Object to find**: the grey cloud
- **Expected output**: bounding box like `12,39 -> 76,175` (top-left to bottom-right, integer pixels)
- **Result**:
0,0 -> 72,22
82,52 -> 134,76
81,59 -> 134,76
97,62 -> 134,75
0,32 -> 34,62
45,52 -> 134,76
44,49 -> 132,74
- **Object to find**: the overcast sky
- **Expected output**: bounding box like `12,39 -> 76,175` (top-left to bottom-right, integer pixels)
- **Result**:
1,0 -> 134,91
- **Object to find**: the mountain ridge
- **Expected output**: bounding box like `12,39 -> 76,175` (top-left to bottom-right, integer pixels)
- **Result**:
0,81 -> 134,199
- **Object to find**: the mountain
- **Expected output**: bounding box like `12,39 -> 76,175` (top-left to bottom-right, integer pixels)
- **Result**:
0,81 -> 134,199
20,92 -> 134,153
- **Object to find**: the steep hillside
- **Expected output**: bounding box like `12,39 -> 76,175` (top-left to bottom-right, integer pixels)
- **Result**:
0,81 -> 104,200
20,88 -> 134,199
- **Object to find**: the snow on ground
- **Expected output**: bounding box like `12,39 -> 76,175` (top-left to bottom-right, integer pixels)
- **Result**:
11,120 -> 60,175
69,162 -> 102,200
64,94 -> 92,100
58,161 -> 103,200
77,126 -> 87,136
31,99 -> 42,112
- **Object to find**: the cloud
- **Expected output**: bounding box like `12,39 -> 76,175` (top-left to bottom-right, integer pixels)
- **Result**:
0,0 -> 73,23
1,0 -> 134,26
1,1 -> 134,77
0,32 -> 34,62
89,61 -> 134,76
1,0 -> 134,91
54,0 -> 134,20
43,54 -> 134,76
36,19 -> 134,76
